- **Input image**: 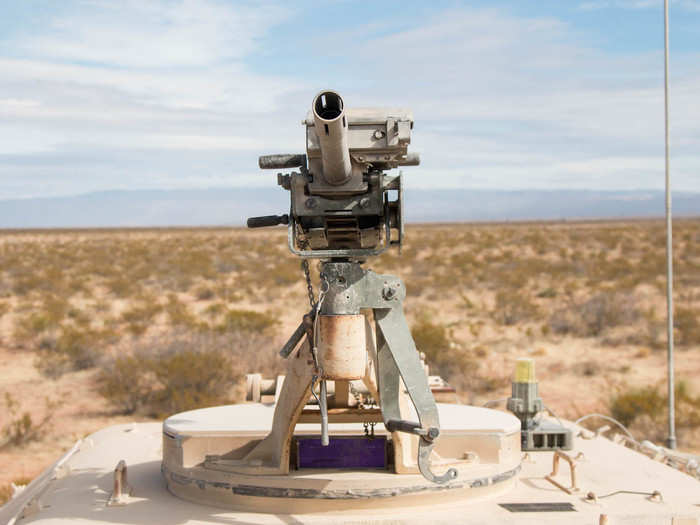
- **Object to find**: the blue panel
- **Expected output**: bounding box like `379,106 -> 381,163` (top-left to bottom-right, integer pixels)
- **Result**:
296,436 -> 387,469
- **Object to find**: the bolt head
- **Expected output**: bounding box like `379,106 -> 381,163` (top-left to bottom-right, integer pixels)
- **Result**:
382,286 -> 396,300
305,198 -> 317,209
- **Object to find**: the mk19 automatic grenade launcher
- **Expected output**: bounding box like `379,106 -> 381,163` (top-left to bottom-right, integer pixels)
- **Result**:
246,91 -> 456,484
248,90 -> 418,258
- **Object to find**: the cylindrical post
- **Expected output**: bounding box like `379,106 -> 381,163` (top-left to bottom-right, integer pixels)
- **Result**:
319,379 -> 329,446
317,314 -> 367,380
663,0 -> 676,450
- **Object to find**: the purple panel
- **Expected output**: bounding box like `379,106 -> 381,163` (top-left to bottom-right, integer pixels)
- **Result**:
296,436 -> 387,469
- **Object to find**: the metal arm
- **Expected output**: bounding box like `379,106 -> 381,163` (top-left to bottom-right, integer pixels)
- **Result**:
375,306 -> 458,484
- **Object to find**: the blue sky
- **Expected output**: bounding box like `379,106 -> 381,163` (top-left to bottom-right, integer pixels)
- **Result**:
0,0 -> 698,199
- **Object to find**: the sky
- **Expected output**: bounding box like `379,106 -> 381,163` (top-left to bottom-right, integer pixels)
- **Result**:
0,0 -> 699,199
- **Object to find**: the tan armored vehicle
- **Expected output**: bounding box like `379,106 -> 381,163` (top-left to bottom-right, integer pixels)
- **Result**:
1,91 -> 698,525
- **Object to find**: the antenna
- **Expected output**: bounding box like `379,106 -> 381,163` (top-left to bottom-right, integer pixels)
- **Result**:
663,0 -> 676,451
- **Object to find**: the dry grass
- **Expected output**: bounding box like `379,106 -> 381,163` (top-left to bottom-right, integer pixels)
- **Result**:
1,393 -> 56,449
0,476 -> 32,506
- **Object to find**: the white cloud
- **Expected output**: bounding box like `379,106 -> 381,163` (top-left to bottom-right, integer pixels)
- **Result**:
16,0 -> 285,68
0,1 -> 306,165
333,7 -> 699,190
579,0 -> 700,10
0,2 -> 698,199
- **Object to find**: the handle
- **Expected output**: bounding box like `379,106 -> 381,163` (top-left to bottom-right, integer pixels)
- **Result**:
386,419 -> 425,435
247,214 -> 289,228
258,154 -> 305,170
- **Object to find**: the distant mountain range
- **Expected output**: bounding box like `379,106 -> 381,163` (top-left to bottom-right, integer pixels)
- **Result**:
0,188 -> 697,228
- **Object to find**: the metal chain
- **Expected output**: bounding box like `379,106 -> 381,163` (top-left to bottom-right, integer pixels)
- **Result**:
296,229 -> 316,309
301,259 -> 315,309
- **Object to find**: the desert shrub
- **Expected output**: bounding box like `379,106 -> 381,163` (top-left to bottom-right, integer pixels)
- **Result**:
411,317 -> 473,380
216,309 -> 277,334
1,393 -> 55,449
0,483 -> 10,506
675,307 -> 700,346
99,331 -> 280,417
635,347 -> 651,358
13,294 -> 70,341
609,382 -> 700,432
203,302 -> 226,319
549,292 -> 639,337
98,355 -> 157,414
571,359 -> 602,377
148,348 -> 233,416
66,307 -> 91,326
193,285 -> 215,301
35,326 -> 105,377
536,288 -> 557,299
106,275 -> 139,297
14,313 -> 52,340
271,260 -> 301,286
41,294 -> 69,324
0,477 -> 33,506
456,353 -> 511,399
411,317 -> 451,364
164,294 -> 199,329
610,386 -> 665,427
121,300 -> 163,336
493,290 -> 539,326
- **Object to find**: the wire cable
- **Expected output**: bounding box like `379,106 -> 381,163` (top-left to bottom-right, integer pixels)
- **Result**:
542,404 -> 564,428
574,413 -> 636,442
481,398 -> 508,407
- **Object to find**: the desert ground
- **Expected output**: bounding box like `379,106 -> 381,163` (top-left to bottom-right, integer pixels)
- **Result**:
1,219 -> 699,502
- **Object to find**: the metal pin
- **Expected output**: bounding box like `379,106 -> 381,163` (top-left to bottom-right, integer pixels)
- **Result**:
319,379 -> 329,446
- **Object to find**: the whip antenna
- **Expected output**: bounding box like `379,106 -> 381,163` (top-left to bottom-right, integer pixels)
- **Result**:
663,0 -> 676,451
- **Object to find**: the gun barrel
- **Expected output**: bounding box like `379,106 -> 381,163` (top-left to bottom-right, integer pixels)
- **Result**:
312,91 -> 352,185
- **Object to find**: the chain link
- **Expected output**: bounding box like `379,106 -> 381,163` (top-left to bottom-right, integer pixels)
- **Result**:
301,259 -> 315,309
296,230 -> 316,310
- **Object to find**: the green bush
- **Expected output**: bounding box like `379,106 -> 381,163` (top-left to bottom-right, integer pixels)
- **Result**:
193,285 -> 215,301
411,317 -> 451,364
675,307 -> 700,346
609,381 -> 700,428
121,299 -> 163,335
148,348 -> 234,417
99,331 -> 279,417
164,293 -> 199,328
1,393 -> 55,449
610,386 -> 665,427
98,355 -> 156,414
493,290 -> 539,326
35,326 -> 105,377
216,309 -> 277,334
410,317 -> 474,381
549,292 -> 639,337
99,343 -> 236,418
